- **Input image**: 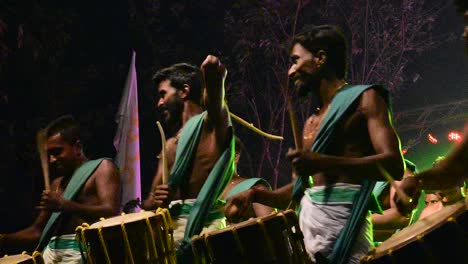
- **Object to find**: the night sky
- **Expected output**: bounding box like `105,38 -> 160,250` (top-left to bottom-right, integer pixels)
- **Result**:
395,3 -> 467,170
0,0 -> 466,233
395,3 -> 467,111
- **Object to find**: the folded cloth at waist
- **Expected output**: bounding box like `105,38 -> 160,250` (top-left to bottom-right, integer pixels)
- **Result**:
305,182 -> 362,204
300,183 -> 373,264
42,234 -> 83,264
169,199 -> 227,249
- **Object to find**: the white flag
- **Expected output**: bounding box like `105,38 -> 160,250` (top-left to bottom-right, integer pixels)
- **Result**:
113,50 -> 141,212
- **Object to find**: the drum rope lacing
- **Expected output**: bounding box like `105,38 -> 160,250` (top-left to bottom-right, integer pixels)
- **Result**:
120,219 -> 135,264
98,225 -> 112,264
257,218 -> 277,261
31,250 -> 43,264
144,216 -> 160,261
75,223 -> 93,264
157,208 -> 176,262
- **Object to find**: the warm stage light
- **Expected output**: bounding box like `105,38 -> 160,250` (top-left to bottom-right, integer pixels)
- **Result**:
448,131 -> 462,143
427,133 -> 438,144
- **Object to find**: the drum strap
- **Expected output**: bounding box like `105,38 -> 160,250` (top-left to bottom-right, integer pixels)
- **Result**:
36,158 -> 108,251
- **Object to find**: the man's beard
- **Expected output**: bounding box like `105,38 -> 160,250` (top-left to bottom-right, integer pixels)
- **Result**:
161,98 -> 184,133
49,161 -> 74,178
295,73 -> 321,98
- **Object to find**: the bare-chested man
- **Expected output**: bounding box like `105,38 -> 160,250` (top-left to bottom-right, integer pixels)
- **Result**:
0,115 -> 122,263
144,56 -> 234,262
226,25 -> 404,263
142,62 -> 204,210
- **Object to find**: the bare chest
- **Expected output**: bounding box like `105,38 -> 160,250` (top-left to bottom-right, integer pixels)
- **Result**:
181,130 -> 223,197
302,107 -> 369,153
302,109 -> 330,150
165,137 -> 178,169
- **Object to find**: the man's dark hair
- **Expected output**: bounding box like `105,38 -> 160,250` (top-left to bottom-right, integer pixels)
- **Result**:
292,25 -> 348,79
152,63 -> 203,105
45,115 -> 81,144
404,159 -> 418,174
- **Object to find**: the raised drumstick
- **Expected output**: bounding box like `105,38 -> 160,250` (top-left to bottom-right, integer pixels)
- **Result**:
286,98 -> 303,210
229,112 -> 283,141
287,99 -> 302,150
377,163 -> 413,205
36,129 -> 50,191
156,121 -> 169,184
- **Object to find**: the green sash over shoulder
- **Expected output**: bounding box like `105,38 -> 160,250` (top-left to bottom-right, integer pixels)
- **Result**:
225,178 -> 272,200
291,84 -> 391,264
168,112 -> 235,263
37,158 -> 107,251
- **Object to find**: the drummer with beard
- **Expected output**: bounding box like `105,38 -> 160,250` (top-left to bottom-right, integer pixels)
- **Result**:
0,115 -> 122,264
142,62 -> 205,211
225,25 -> 404,263
143,56 -> 235,263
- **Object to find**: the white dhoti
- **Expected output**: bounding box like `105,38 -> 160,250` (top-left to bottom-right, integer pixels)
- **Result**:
42,234 -> 83,264
299,183 -> 373,264
169,199 -> 226,248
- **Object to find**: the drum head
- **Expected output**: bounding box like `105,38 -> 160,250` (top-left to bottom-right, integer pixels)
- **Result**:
373,199 -> 467,258
0,254 -> 32,264
89,211 -> 156,228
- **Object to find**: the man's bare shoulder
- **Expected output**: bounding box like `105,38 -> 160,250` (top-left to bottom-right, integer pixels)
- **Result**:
166,136 -> 178,147
92,159 -> 119,178
358,87 -> 388,115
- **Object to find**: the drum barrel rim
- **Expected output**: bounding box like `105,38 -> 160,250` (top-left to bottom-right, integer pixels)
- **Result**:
88,211 -> 158,229
369,199 -> 467,259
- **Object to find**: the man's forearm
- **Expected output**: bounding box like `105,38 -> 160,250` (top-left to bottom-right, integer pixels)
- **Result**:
1,227 -> 41,253
253,183 -> 293,210
372,208 -> 409,229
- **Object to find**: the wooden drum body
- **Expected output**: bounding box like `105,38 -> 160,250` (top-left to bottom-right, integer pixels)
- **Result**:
191,209 -> 311,264
361,199 -> 468,264
76,208 -> 176,264
0,251 -> 44,264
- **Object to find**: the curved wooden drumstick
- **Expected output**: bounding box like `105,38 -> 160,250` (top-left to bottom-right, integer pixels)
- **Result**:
36,129 -> 50,191
287,99 -> 302,150
377,163 -> 413,206
286,99 -> 303,210
156,121 -> 169,184
230,112 -> 283,141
